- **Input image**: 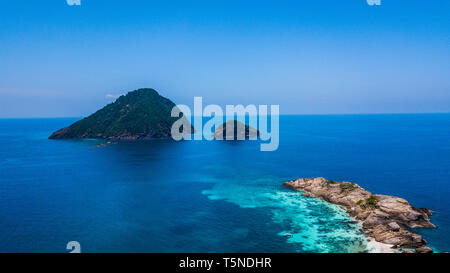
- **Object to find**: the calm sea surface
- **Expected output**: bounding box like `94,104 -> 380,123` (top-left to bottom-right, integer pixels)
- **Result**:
0,114 -> 449,252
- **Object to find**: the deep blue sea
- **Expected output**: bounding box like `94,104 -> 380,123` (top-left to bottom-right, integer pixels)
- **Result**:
0,114 -> 449,253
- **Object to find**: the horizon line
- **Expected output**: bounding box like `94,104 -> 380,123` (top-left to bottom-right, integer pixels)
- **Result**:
1,112 -> 450,119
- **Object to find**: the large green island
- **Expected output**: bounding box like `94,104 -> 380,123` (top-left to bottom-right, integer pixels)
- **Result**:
49,88 -> 192,140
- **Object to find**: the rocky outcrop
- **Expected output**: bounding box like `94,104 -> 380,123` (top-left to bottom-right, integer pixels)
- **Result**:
415,246 -> 433,253
284,177 -> 435,253
213,120 -> 259,140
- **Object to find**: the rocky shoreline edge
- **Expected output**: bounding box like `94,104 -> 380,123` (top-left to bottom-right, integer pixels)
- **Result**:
284,177 -> 436,253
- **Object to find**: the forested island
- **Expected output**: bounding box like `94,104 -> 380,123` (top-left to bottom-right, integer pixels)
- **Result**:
49,88 -> 192,140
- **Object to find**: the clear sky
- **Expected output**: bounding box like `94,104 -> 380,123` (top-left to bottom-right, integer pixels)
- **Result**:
0,0 -> 449,117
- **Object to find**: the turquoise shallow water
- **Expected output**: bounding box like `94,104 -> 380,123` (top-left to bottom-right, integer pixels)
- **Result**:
0,114 -> 449,252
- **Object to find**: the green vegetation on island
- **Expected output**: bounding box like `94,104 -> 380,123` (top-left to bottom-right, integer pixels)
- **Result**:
49,88 -> 193,140
339,182 -> 356,193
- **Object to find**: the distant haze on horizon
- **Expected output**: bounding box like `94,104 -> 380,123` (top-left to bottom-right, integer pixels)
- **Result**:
0,0 -> 449,118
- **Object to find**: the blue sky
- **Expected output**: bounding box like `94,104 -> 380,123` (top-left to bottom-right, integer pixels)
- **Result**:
0,0 -> 449,117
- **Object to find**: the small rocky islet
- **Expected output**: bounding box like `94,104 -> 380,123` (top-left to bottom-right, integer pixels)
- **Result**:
212,120 -> 259,140
284,177 -> 435,253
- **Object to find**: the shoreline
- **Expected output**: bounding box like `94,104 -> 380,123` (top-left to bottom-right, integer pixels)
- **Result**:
284,177 -> 435,253
366,238 -> 396,253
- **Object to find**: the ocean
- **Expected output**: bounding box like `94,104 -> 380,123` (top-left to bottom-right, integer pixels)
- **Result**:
0,114 -> 449,253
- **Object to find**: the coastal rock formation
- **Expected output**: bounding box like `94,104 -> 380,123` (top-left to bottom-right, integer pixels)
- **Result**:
213,120 -> 259,140
284,177 -> 435,253
49,88 -> 193,140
